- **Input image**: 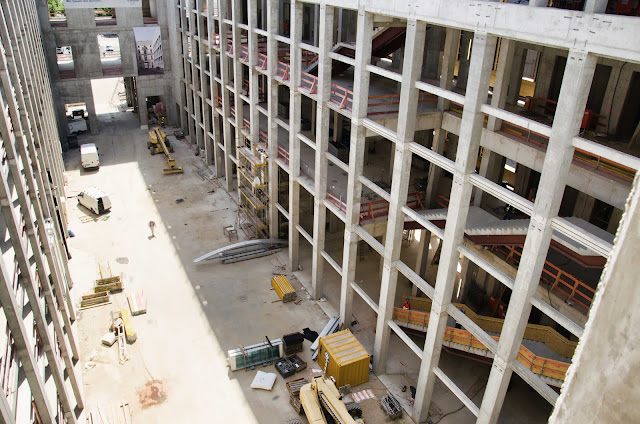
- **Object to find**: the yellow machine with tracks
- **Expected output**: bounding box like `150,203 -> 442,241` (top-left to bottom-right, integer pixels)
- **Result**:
296,375 -> 365,424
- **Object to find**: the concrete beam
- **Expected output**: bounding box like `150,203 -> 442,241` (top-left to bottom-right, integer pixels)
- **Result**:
304,0 -> 640,64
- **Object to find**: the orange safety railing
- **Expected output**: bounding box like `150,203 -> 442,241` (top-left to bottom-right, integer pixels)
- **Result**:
59,70 -> 75,79
436,194 -> 450,209
102,66 -> 122,76
259,130 -> 269,147
277,144 -> 290,165
359,191 -> 425,223
392,307 -> 571,382
300,71 -> 317,94
326,192 -> 348,214
443,100 -> 634,183
367,93 -> 437,117
330,84 -> 352,110
276,61 -> 290,81
492,245 -> 596,309
257,52 -> 268,69
240,45 -> 249,62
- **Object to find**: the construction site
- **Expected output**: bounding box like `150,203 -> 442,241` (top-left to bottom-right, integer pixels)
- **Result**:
0,0 -> 639,423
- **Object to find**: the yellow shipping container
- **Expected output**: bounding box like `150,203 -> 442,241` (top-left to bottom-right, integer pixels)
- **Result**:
317,329 -> 370,388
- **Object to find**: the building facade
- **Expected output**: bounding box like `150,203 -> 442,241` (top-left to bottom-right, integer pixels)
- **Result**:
0,1 -> 83,423
172,0 -> 640,423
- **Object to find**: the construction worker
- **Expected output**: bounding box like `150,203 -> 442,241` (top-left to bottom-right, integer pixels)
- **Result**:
403,297 -> 410,310
149,220 -> 156,237
160,116 -> 166,128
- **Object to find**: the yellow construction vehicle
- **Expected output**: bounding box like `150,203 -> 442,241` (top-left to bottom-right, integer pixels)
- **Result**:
147,126 -> 183,174
296,375 -> 365,424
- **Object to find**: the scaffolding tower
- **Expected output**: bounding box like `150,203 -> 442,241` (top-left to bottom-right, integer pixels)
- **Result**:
237,137 -> 269,238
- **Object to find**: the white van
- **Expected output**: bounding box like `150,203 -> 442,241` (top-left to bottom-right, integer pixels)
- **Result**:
77,188 -> 111,215
80,143 -> 99,169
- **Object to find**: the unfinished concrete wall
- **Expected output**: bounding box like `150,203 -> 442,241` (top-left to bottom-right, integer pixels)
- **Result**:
550,174 -> 640,423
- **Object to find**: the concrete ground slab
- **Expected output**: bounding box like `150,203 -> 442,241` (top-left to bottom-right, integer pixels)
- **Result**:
64,110 -> 410,423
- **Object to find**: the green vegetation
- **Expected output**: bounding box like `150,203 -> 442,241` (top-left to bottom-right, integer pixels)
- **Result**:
47,0 -> 64,14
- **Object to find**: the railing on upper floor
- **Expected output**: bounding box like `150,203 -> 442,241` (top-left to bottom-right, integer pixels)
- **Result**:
393,307 -> 571,383
491,245 -> 596,310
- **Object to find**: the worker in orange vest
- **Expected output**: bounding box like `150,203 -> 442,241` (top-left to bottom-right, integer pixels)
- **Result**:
402,297 -> 410,310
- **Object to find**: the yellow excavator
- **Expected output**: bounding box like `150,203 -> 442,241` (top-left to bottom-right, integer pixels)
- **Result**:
147,127 -> 183,174
295,375 -> 365,424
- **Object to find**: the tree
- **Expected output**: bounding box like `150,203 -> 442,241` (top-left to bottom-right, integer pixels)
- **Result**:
47,0 -> 64,14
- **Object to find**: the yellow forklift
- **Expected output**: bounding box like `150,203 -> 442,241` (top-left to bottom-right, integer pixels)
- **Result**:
147,127 -> 183,174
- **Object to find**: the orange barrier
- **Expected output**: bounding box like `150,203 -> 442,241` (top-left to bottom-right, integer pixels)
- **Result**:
59,70 -> 75,79
277,144 -> 289,165
492,245 -> 595,309
359,192 -> 425,223
392,307 -> 570,382
102,66 -> 122,76
258,130 -> 269,147
326,192 -> 347,214
407,297 -> 577,358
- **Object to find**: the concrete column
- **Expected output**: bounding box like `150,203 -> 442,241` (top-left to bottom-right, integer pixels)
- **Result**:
607,64 -> 633,135
11,0 -> 72,262
456,31 -> 473,91
438,28 -> 459,111
506,44 -> 526,107
266,0 -> 279,238
456,255 -> 471,303
206,4 -> 218,168
412,32 -> 497,424
606,207 -> 623,234
340,8 -> 373,329
598,62 -> 622,134
0,7 -> 84,410
413,229 -> 431,295
313,5 -> 320,47
0,389 -> 13,424
529,0 -> 549,6
533,48 -> 556,101
311,4 -> 334,299
473,149 -> 504,207
332,110 -> 343,142
422,26 -> 443,81
487,38 -> 516,132
232,0 -> 245,182
0,256 -> 55,423
425,128 -> 446,207
572,192 -> 596,220
288,0 -> 303,270
218,0 -> 234,191
373,19 -> 427,374
477,50 -> 596,424
247,0 -> 259,148
584,0 -> 608,13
